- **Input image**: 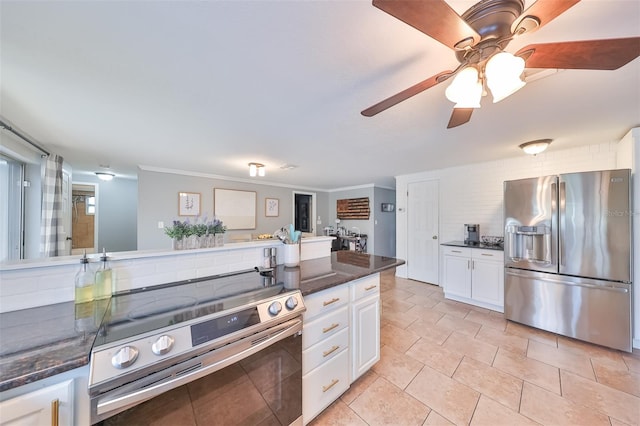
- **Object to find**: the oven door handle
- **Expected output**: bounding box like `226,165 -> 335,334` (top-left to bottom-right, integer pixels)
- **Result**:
96,317 -> 302,418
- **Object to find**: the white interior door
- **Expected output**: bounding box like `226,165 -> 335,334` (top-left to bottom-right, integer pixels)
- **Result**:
407,180 -> 439,284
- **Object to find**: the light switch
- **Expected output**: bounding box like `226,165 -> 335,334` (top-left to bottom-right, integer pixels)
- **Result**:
158,221 -> 164,229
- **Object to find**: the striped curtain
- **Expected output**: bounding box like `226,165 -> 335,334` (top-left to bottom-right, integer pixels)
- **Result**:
40,154 -> 65,256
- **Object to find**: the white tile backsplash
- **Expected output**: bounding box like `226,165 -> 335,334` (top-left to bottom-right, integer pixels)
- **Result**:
0,237 -> 334,313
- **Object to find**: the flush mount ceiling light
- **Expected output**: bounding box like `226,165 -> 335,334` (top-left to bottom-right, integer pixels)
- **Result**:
95,172 -> 115,181
519,139 -> 552,155
248,162 -> 265,177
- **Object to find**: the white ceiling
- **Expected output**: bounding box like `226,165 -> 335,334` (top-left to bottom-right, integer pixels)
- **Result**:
1,0 -> 639,190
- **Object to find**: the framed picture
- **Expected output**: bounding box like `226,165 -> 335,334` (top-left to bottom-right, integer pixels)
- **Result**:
178,192 -> 201,216
265,198 -> 279,217
381,203 -> 395,212
214,188 -> 257,230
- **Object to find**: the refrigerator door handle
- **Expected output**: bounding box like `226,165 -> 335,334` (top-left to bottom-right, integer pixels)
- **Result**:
557,181 -> 565,267
505,270 -> 629,293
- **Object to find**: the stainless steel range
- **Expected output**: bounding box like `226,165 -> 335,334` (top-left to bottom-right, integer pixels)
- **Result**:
89,268 -> 305,425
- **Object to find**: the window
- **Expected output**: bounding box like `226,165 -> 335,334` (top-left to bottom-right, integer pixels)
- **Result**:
86,196 -> 96,215
0,154 -> 25,261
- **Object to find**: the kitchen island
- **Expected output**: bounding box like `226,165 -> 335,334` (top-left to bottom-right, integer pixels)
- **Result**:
0,252 -> 403,392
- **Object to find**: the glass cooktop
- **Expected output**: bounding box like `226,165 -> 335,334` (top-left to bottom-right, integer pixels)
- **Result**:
94,269 -> 285,347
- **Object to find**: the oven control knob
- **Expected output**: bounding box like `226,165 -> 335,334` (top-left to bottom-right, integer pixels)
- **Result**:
268,301 -> 282,316
152,335 -> 175,356
112,346 -> 139,369
285,296 -> 298,310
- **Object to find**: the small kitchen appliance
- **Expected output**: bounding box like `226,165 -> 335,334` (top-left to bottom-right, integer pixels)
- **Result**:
464,224 -> 480,245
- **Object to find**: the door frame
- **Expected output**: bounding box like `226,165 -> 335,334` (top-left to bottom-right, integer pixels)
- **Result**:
71,182 -> 99,255
292,191 -> 316,236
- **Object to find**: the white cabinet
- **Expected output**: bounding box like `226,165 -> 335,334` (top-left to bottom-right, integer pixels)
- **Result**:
0,379 -> 74,426
302,272 -> 382,424
350,274 -> 380,382
442,247 -> 472,298
302,285 -> 350,424
442,246 -> 504,312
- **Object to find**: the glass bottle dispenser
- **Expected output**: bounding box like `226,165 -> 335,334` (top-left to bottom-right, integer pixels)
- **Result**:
94,248 -> 112,300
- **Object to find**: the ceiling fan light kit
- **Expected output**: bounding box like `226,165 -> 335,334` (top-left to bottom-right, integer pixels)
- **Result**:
484,51 -> 527,102
519,139 -> 552,155
362,0 -> 640,128
445,67 -> 482,108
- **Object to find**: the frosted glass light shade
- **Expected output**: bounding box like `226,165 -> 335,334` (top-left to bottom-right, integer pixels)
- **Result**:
486,52 -> 526,103
248,162 -> 265,177
519,139 -> 552,155
445,67 -> 482,108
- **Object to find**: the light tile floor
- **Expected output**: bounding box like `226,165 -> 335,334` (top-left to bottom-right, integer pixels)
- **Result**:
312,270 -> 640,426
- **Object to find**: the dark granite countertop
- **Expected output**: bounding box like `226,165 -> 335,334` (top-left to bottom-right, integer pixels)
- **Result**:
0,298 -> 110,392
441,240 -> 504,251
0,253 -> 403,392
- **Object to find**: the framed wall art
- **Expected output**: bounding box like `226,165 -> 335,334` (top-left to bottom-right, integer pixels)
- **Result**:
178,192 -> 201,216
265,198 -> 279,217
381,203 -> 395,212
214,188 -> 257,230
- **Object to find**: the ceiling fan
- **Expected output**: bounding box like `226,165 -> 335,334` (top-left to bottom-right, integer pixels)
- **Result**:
361,0 -> 640,128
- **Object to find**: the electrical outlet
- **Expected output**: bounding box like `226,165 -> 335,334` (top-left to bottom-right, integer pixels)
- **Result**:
158,221 -> 164,229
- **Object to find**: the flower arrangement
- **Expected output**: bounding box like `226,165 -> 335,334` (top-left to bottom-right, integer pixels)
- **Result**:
165,216 -> 226,250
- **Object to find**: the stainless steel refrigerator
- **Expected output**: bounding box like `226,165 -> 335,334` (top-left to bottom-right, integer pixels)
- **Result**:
504,169 -> 632,352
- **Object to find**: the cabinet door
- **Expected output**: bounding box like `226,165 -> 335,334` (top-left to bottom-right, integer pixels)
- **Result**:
472,258 -> 504,308
443,255 -> 471,298
0,379 -> 73,426
351,295 -> 380,382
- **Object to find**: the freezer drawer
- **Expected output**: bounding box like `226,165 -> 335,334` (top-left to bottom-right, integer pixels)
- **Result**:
505,269 -> 632,352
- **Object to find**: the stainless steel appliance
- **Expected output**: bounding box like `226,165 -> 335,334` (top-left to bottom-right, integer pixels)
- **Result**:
504,169 -> 632,352
89,269 -> 306,425
464,224 -> 480,245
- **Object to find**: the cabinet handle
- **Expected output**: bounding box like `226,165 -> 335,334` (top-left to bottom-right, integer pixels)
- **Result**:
322,323 -> 339,333
472,260 -> 475,270
452,250 -> 462,253
323,345 -> 340,357
467,260 -> 470,269
323,297 -> 340,306
364,285 -> 377,291
481,253 -> 494,257
322,379 -> 340,393
51,399 -> 59,426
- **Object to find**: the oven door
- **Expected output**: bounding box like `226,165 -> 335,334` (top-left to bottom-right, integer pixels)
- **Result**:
93,317 -> 303,425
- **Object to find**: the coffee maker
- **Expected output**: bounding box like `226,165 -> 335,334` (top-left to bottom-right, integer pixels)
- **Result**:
464,224 -> 480,245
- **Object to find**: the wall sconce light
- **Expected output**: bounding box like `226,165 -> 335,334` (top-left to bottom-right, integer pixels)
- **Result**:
95,172 -> 115,181
519,139 -> 552,155
248,162 -> 265,177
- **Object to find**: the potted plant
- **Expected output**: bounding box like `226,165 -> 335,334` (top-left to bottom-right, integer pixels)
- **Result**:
207,218 -> 226,247
164,220 -> 189,250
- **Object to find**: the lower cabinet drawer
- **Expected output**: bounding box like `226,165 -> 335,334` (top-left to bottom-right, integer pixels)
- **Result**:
302,348 -> 349,424
302,305 -> 349,350
302,327 -> 349,375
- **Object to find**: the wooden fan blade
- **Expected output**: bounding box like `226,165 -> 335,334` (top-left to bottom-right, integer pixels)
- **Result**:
373,0 -> 480,50
361,70 -> 453,117
512,0 -> 581,34
516,37 -> 640,70
447,108 -> 473,129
